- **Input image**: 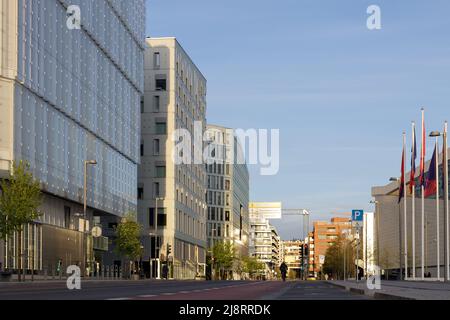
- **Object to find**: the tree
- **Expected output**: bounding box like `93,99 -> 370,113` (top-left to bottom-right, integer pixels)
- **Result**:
323,235 -> 355,280
0,161 -> 42,280
209,241 -> 235,280
241,256 -> 265,280
114,212 -> 143,278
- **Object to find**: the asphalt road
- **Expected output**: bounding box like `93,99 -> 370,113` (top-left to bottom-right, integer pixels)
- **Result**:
0,280 -> 372,300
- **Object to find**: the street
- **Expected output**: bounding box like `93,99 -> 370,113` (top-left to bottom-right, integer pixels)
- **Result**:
0,281 -> 371,300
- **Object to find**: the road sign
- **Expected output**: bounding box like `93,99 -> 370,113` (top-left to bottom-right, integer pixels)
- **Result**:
352,210 -> 364,222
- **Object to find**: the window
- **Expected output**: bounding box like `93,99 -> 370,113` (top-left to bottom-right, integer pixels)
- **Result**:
153,139 -> 160,155
155,78 -> 166,91
155,121 -> 167,134
153,96 -> 160,112
225,211 -> 230,222
138,187 -> 144,200
154,52 -> 161,68
156,165 -> 166,178
64,206 -> 71,229
154,182 -> 161,197
141,98 -> 144,113
140,143 -> 144,156
149,208 -> 167,227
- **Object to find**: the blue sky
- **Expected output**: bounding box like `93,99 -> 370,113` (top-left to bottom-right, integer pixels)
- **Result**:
146,0 -> 450,239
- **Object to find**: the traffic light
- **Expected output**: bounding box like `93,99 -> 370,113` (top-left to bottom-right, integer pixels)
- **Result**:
167,244 -> 172,256
304,244 -> 309,257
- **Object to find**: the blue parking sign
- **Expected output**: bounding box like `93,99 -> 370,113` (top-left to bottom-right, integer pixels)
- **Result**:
352,210 -> 364,222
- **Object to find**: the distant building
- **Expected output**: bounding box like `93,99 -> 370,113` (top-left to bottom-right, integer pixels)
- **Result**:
205,124 -> 249,279
138,38 -> 208,279
249,202 -> 282,279
282,240 -> 304,278
312,217 -> 352,275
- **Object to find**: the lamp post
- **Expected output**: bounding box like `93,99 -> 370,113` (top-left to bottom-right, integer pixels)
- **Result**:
390,177 -> 403,280
430,128 -> 449,282
370,200 -> 380,272
210,228 -> 216,281
82,160 -> 97,277
153,197 -> 164,279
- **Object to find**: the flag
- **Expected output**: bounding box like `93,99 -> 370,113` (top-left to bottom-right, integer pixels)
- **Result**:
424,144 -> 437,198
419,111 -> 426,187
399,148 -> 405,203
410,123 -> 417,193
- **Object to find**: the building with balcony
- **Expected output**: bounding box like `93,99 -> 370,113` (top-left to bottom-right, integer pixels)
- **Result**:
138,38 -> 208,279
249,202 -> 282,279
282,240 -> 304,278
0,0 -> 145,276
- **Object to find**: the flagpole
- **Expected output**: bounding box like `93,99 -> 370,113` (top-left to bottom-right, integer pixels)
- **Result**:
412,122 -> 416,280
436,137 -> 440,281
404,132 -> 408,280
444,121 -> 449,282
421,108 -> 425,280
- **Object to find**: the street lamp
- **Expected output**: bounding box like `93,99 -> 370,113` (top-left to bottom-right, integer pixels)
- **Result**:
152,197 -> 165,279
390,177 -> 404,280
430,126 -> 449,282
210,228 -> 216,281
82,160 -> 97,277
370,200 -> 380,272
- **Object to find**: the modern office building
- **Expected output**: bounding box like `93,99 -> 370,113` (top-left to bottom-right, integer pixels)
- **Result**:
249,202 -> 282,279
312,217 -> 352,274
205,125 -> 250,279
0,0 -> 145,275
372,151 -> 450,279
138,37 -> 208,279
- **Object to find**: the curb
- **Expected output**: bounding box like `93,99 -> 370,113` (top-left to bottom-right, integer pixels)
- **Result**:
326,281 -> 417,300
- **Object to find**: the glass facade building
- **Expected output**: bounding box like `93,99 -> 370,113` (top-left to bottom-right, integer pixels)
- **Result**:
0,0 -> 145,272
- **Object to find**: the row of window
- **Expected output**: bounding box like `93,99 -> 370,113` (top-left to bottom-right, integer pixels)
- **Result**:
207,175 -> 231,191
176,210 -> 206,241
207,222 -> 231,239
206,191 -> 231,206
206,163 -> 230,175
207,207 -> 231,222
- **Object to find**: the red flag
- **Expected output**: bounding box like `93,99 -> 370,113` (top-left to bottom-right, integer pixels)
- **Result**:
410,123 -> 417,193
399,148 -> 405,203
424,144 -> 437,198
419,110 -> 426,187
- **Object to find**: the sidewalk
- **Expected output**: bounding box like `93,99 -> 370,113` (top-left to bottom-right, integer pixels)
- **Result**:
327,280 -> 450,300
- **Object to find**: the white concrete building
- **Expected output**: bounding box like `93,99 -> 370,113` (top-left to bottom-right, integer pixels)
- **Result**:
138,38 -> 208,279
249,202 -> 282,278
